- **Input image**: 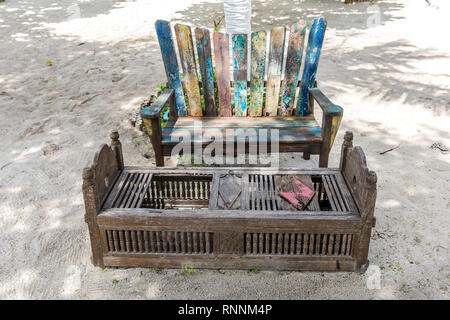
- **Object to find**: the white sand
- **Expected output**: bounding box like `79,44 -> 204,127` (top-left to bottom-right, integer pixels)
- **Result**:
0,0 -> 449,299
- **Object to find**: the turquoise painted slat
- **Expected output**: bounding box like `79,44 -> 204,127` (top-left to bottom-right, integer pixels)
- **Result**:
232,34 -> 248,117
280,21 -> 306,116
297,17 -> 327,116
249,31 -> 267,116
155,20 -> 187,116
195,28 -> 216,116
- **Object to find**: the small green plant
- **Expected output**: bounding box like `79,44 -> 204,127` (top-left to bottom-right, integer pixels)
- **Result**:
112,279 -> 119,284
249,269 -> 259,274
360,132 -> 367,136
153,266 -> 158,273
102,266 -> 111,271
213,16 -> 224,32
180,265 -> 195,276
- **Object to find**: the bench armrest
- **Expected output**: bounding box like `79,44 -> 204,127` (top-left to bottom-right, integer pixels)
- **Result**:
309,87 -> 343,167
309,87 -> 343,117
140,89 -> 174,119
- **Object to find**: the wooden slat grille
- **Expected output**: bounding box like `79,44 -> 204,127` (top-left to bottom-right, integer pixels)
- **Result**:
143,174 -> 212,209
108,172 -> 152,209
108,173 -> 212,209
249,173 -> 352,212
321,174 -> 350,212
243,232 -> 353,256
106,230 -> 214,254
249,174 -> 278,210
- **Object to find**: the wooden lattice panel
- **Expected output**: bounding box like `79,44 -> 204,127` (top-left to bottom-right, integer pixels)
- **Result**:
105,230 -> 214,255
243,232 -> 353,256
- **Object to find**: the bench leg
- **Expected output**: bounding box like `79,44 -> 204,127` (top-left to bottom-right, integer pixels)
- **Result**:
143,118 -> 164,167
154,152 -> 164,166
303,152 -> 310,160
319,151 -> 329,168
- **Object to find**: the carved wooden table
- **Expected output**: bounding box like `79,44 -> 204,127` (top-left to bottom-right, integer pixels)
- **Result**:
83,131 -> 377,272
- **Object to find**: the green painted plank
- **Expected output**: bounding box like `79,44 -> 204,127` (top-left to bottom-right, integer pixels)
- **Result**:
249,31 -> 267,116
174,24 -> 202,116
195,27 -> 216,116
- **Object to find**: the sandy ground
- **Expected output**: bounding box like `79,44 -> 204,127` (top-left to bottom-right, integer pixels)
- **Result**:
0,0 -> 449,299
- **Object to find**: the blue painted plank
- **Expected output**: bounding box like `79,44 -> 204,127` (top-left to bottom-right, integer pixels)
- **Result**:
280,21 -> 306,116
155,20 -> 187,116
297,17 -> 327,116
232,34 -> 248,117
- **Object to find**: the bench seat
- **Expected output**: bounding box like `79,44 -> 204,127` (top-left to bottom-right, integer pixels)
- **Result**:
161,116 -> 322,145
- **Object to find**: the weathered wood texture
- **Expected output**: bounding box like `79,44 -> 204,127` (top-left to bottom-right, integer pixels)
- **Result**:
155,20 -> 187,116
174,24 -> 202,116
280,21 -> 306,116
265,26 -> 286,116
195,27 -> 216,116
142,19 -> 343,167
213,32 -> 232,117
84,131 -> 377,272
298,17 -> 327,116
249,31 -> 267,116
232,34 -> 248,116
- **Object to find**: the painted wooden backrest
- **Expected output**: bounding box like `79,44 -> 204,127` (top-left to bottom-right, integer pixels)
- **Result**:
155,17 -> 326,117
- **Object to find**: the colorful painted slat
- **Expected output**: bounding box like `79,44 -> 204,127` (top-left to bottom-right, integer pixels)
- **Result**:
298,17 -> 327,116
265,26 -> 286,116
155,20 -> 187,116
195,28 -> 217,116
213,32 -> 232,117
249,31 -> 267,116
232,34 -> 248,117
174,24 -> 202,116
280,21 -> 306,116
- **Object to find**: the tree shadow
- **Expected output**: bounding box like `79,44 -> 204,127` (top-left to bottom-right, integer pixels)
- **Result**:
173,0 -> 405,31
0,0 -> 448,300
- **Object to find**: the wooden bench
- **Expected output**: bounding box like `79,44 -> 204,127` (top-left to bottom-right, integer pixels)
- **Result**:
83,131 -> 377,272
141,18 -> 343,167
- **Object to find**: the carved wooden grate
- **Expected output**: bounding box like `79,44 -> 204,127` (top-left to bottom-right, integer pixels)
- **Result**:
314,174 -> 352,212
105,230 -> 214,254
243,232 -> 353,256
142,174 -> 213,209
249,174 -> 279,210
107,172 -> 152,208
248,174 -> 353,212
107,173 -> 213,209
